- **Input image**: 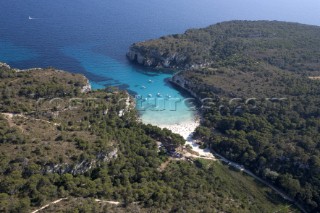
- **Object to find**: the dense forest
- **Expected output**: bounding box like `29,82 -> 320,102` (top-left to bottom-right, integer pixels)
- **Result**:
128,20 -> 320,74
0,64 -> 294,212
128,21 -> 320,212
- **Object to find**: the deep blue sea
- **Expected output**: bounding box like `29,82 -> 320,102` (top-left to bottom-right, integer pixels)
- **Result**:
1,0 -> 319,125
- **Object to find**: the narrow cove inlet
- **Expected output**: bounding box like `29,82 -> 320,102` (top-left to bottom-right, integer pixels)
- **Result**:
61,43 -> 202,149
70,44 -> 209,156
1,0 -> 319,212
62,43 -> 196,126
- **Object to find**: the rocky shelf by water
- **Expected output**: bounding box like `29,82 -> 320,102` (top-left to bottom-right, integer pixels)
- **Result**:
126,45 -> 212,70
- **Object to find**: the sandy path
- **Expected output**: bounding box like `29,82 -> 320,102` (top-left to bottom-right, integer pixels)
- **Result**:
309,76 -> 320,80
1,112 -> 60,126
30,198 -> 68,213
94,199 -> 120,205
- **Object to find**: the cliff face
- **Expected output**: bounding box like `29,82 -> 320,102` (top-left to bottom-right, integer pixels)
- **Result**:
0,62 -> 11,69
127,45 -> 211,70
128,21 -> 320,76
171,72 -> 223,100
171,74 -> 201,99
81,78 -> 92,93
127,46 -> 182,69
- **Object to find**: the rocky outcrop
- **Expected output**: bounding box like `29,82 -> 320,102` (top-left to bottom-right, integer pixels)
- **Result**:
43,149 -> 118,175
96,148 -> 118,162
43,160 -> 96,175
0,62 -> 11,69
127,46 -> 211,70
170,73 -> 223,101
118,93 -> 135,117
171,74 -> 201,99
81,78 -> 92,93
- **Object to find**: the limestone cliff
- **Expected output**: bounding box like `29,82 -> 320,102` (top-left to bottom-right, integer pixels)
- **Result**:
170,72 -> 224,100
127,39 -> 212,70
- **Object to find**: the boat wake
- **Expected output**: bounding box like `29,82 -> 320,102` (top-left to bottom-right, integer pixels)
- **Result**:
28,16 -> 40,20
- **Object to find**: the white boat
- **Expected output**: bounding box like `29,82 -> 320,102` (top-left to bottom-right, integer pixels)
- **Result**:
28,16 -> 34,20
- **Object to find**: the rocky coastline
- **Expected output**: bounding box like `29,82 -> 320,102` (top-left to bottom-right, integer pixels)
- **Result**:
126,45 -> 223,103
126,48 -> 205,100
126,45 -> 212,70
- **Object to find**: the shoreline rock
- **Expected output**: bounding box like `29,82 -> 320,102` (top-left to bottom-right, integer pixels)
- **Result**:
0,62 -> 11,69
126,45 -> 211,70
81,78 -> 92,93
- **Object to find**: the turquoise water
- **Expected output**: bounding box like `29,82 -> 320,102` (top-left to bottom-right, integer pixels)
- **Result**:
62,43 -> 195,125
0,0 -> 319,125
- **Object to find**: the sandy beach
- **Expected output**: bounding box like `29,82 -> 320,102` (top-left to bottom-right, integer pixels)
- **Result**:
158,118 -> 214,158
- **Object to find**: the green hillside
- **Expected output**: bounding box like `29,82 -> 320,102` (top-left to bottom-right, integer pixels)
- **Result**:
128,20 -> 320,74
0,64 -> 295,212
128,21 -> 320,212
